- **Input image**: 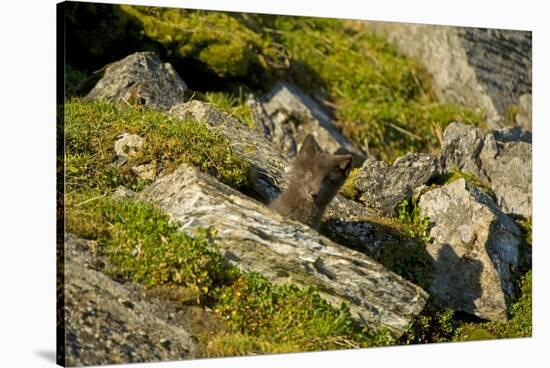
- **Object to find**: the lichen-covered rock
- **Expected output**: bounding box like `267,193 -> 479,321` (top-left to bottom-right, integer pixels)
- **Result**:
418,179 -> 521,321
367,23 -> 531,129
86,52 -> 187,111
440,122 -> 532,218
63,234 -> 197,366
168,100 -> 388,256
112,186 -> 136,201
141,163 -> 428,336
113,132 -> 144,166
131,162 -> 156,181
249,81 -> 365,161
354,153 -> 439,215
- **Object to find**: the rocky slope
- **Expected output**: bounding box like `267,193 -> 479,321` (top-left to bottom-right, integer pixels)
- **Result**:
62,20 -> 532,362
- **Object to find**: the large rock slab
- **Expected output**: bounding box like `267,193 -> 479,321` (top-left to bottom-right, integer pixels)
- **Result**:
63,234 -> 197,366
418,179 -> 521,321
141,163 -> 428,336
168,100 -> 392,257
354,153 -> 439,216
367,23 -> 531,129
86,52 -> 187,111
440,122 -> 532,218
248,81 -> 366,161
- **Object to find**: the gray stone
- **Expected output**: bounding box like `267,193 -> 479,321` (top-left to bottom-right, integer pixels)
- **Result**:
131,162 -> 156,181
141,163 -> 428,336
418,179 -> 521,321
168,101 -> 395,258
367,23 -> 531,129
355,153 -> 439,216
86,52 -> 187,111
249,81 -> 365,161
113,132 -> 144,166
63,234 -> 197,366
112,186 -> 136,201
440,122 -> 532,218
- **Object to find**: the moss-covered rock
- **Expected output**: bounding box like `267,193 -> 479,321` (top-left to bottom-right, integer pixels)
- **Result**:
64,99 -> 250,192
120,5 -> 273,80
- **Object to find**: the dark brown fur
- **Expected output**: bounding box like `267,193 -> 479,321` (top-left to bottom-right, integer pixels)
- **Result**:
269,134 -> 352,230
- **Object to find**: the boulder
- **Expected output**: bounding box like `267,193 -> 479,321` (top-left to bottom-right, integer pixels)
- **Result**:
248,81 -> 366,161
86,52 -> 187,111
63,233 -> 197,366
354,153 -> 439,216
418,179 -> 521,321
440,122 -> 532,218
367,23 -> 531,129
141,163 -> 428,336
168,101 -> 394,255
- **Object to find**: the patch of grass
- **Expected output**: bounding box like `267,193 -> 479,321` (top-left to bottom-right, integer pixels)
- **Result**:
339,167 -> 361,200
66,194 -> 235,296
199,91 -> 255,128
64,99 -> 250,192
430,169 -> 496,200
120,5 -> 278,81
213,272 -> 394,354
399,300 -> 458,345
395,198 -> 431,242
250,17 -> 485,161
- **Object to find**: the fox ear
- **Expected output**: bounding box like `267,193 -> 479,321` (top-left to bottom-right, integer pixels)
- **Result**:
298,134 -> 322,159
335,155 -> 352,173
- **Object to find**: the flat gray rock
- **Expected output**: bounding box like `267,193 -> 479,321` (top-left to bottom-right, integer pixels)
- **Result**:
86,52 -> 187,111
141,163 -> 428,337
418,179 -> 521,321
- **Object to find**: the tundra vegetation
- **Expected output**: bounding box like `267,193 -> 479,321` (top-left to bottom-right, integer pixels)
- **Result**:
63,2 -> 531,358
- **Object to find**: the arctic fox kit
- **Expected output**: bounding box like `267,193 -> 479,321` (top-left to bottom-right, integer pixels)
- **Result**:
269,134 -> 352,230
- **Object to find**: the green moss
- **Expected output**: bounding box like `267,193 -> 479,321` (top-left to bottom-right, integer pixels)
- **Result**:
214,272 -> 393,353
399,300 -> 458,344
66,194 -> 234,295
120,5 -> 273,79
515,217 -> 532,275
199,91 -> 255,128
64,99 -> 250,192
254,17 -> 485,161
339,167 -> 361,200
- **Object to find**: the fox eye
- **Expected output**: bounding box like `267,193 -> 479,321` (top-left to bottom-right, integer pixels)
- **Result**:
305,170 -> 312,177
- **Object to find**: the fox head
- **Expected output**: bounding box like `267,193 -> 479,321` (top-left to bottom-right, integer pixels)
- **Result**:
290,134 -> 353,206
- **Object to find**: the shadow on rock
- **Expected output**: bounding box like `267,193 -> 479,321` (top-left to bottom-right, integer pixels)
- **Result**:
431,243 -> 483,315
321,218 -> 435,290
